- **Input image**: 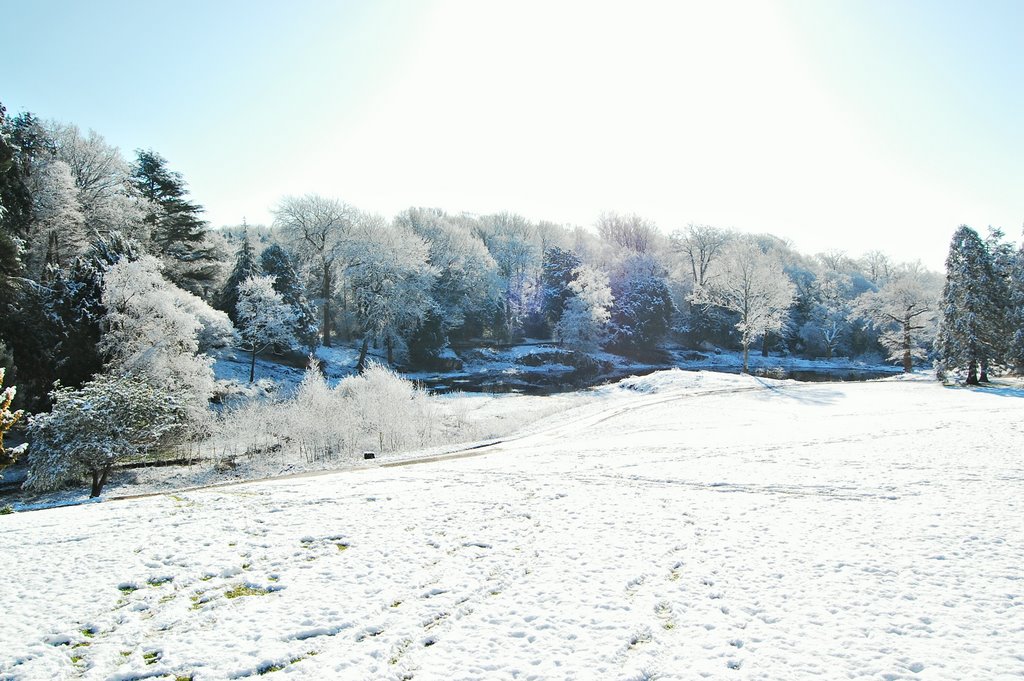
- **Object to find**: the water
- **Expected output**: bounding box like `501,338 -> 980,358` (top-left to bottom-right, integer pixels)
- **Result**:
419,364 -> 902,395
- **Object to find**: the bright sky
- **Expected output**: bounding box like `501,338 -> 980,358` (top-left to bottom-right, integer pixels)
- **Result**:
5,0 -> 1022,270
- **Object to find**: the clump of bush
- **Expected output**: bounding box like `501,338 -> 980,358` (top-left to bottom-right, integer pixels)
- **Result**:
213,361 -> 441,464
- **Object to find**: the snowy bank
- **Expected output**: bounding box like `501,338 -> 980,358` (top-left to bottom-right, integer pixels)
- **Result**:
2,371 -> 1022,679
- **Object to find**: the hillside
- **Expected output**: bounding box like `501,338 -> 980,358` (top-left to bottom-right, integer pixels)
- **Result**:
2,371 -> 1022,680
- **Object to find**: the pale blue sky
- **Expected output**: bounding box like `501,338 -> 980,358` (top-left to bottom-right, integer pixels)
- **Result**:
4,0 -> 1022,269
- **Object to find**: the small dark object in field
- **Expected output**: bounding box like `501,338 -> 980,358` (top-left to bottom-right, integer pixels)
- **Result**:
363,452 -> 375,460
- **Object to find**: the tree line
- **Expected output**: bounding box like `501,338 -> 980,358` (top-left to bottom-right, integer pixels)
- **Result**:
0,102 -> 1021,495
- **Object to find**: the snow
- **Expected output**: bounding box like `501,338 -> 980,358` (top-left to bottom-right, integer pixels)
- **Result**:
3,371 -> 1023,679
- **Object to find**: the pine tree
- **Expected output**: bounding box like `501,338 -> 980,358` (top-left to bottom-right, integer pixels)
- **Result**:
0,109 -> 50,239
0,232 -> 143,409
260,243 -> 319,350
983,228 -> 1016,379
541,247 -> 582,332
1009,243 -> 1024,374
936,225 -> 1004,384
218,233 -> 260,324
0,107 -> 45,297
131,149 -> 218,295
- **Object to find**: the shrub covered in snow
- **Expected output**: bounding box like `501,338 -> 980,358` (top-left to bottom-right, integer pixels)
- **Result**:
213,361 -> 441,466
24,372 -> 181,497
0,367 -> 24,475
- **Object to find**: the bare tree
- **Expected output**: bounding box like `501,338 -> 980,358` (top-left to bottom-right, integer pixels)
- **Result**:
816,249 -> 850,273
478,212 -> 541,336
272,195 -> 357,347
853,263 -> 941,372
669,223 -> 731,287
691,239 -> 796,373
596,212 -> 659,254
47,122 -> 132,224
860,249 -> 893,285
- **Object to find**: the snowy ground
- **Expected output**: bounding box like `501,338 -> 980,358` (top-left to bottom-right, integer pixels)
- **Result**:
2,371 -> 1022,680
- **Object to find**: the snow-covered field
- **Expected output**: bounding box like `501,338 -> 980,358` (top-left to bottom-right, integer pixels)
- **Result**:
2,371 -> 1022,680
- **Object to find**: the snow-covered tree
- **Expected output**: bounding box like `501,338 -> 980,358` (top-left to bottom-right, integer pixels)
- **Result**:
692,239 -> 796,373
935,225 -> 1004,384
984,228 -> 1018,377
0,367 -> 24,475
337,362 -> 437,453
799,269 -> 855,359
24,372 -> 179,497
236,275 -> 297,383
554,265 -> 613,351
1009,243 -> 1024,374
608,255 -> 676,357
218,233 -> 260,323
398,208 -> 501,338
260,242 -> 319,351
669,223 -> 731,288
860,250 -> 893,286
853,264 -> 941,372
349,215 -> 437,370
100,255 -> 219,425
596,212 -> 659,254
542,247 -> 583,331
38,122 -> 146,241
25,158 -> 88,276
273,194 -> 358,347
131,149 -> 219,295
478,212 -> 541,336
48,123 -> 128,220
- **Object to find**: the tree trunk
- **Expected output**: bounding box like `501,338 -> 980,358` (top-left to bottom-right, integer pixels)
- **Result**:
965,359 -> 979,385
90,465 -> 110,498
386,336 -> 394,365
322,264 -> 332,348
761,333 -> 769,357
902,321 -> 912,373
249,345 -> 257,383
742,341 -> 750,374
979,357 -> 990,383
356,336 -> 370,374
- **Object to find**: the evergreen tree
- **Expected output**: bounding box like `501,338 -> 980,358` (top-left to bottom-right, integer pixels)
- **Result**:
0,232 -> 143,409
983,228 -> 1016,379
0,109 -> 51,239
1009,243 -> 1024,374
541,247 -> 582,332
218,233 -> 260,324
130,149 -> 218,295
936,225 -> 1004,384
610,274 -> 675,357
260,243 -> 319,350
0,106 -> 43,297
